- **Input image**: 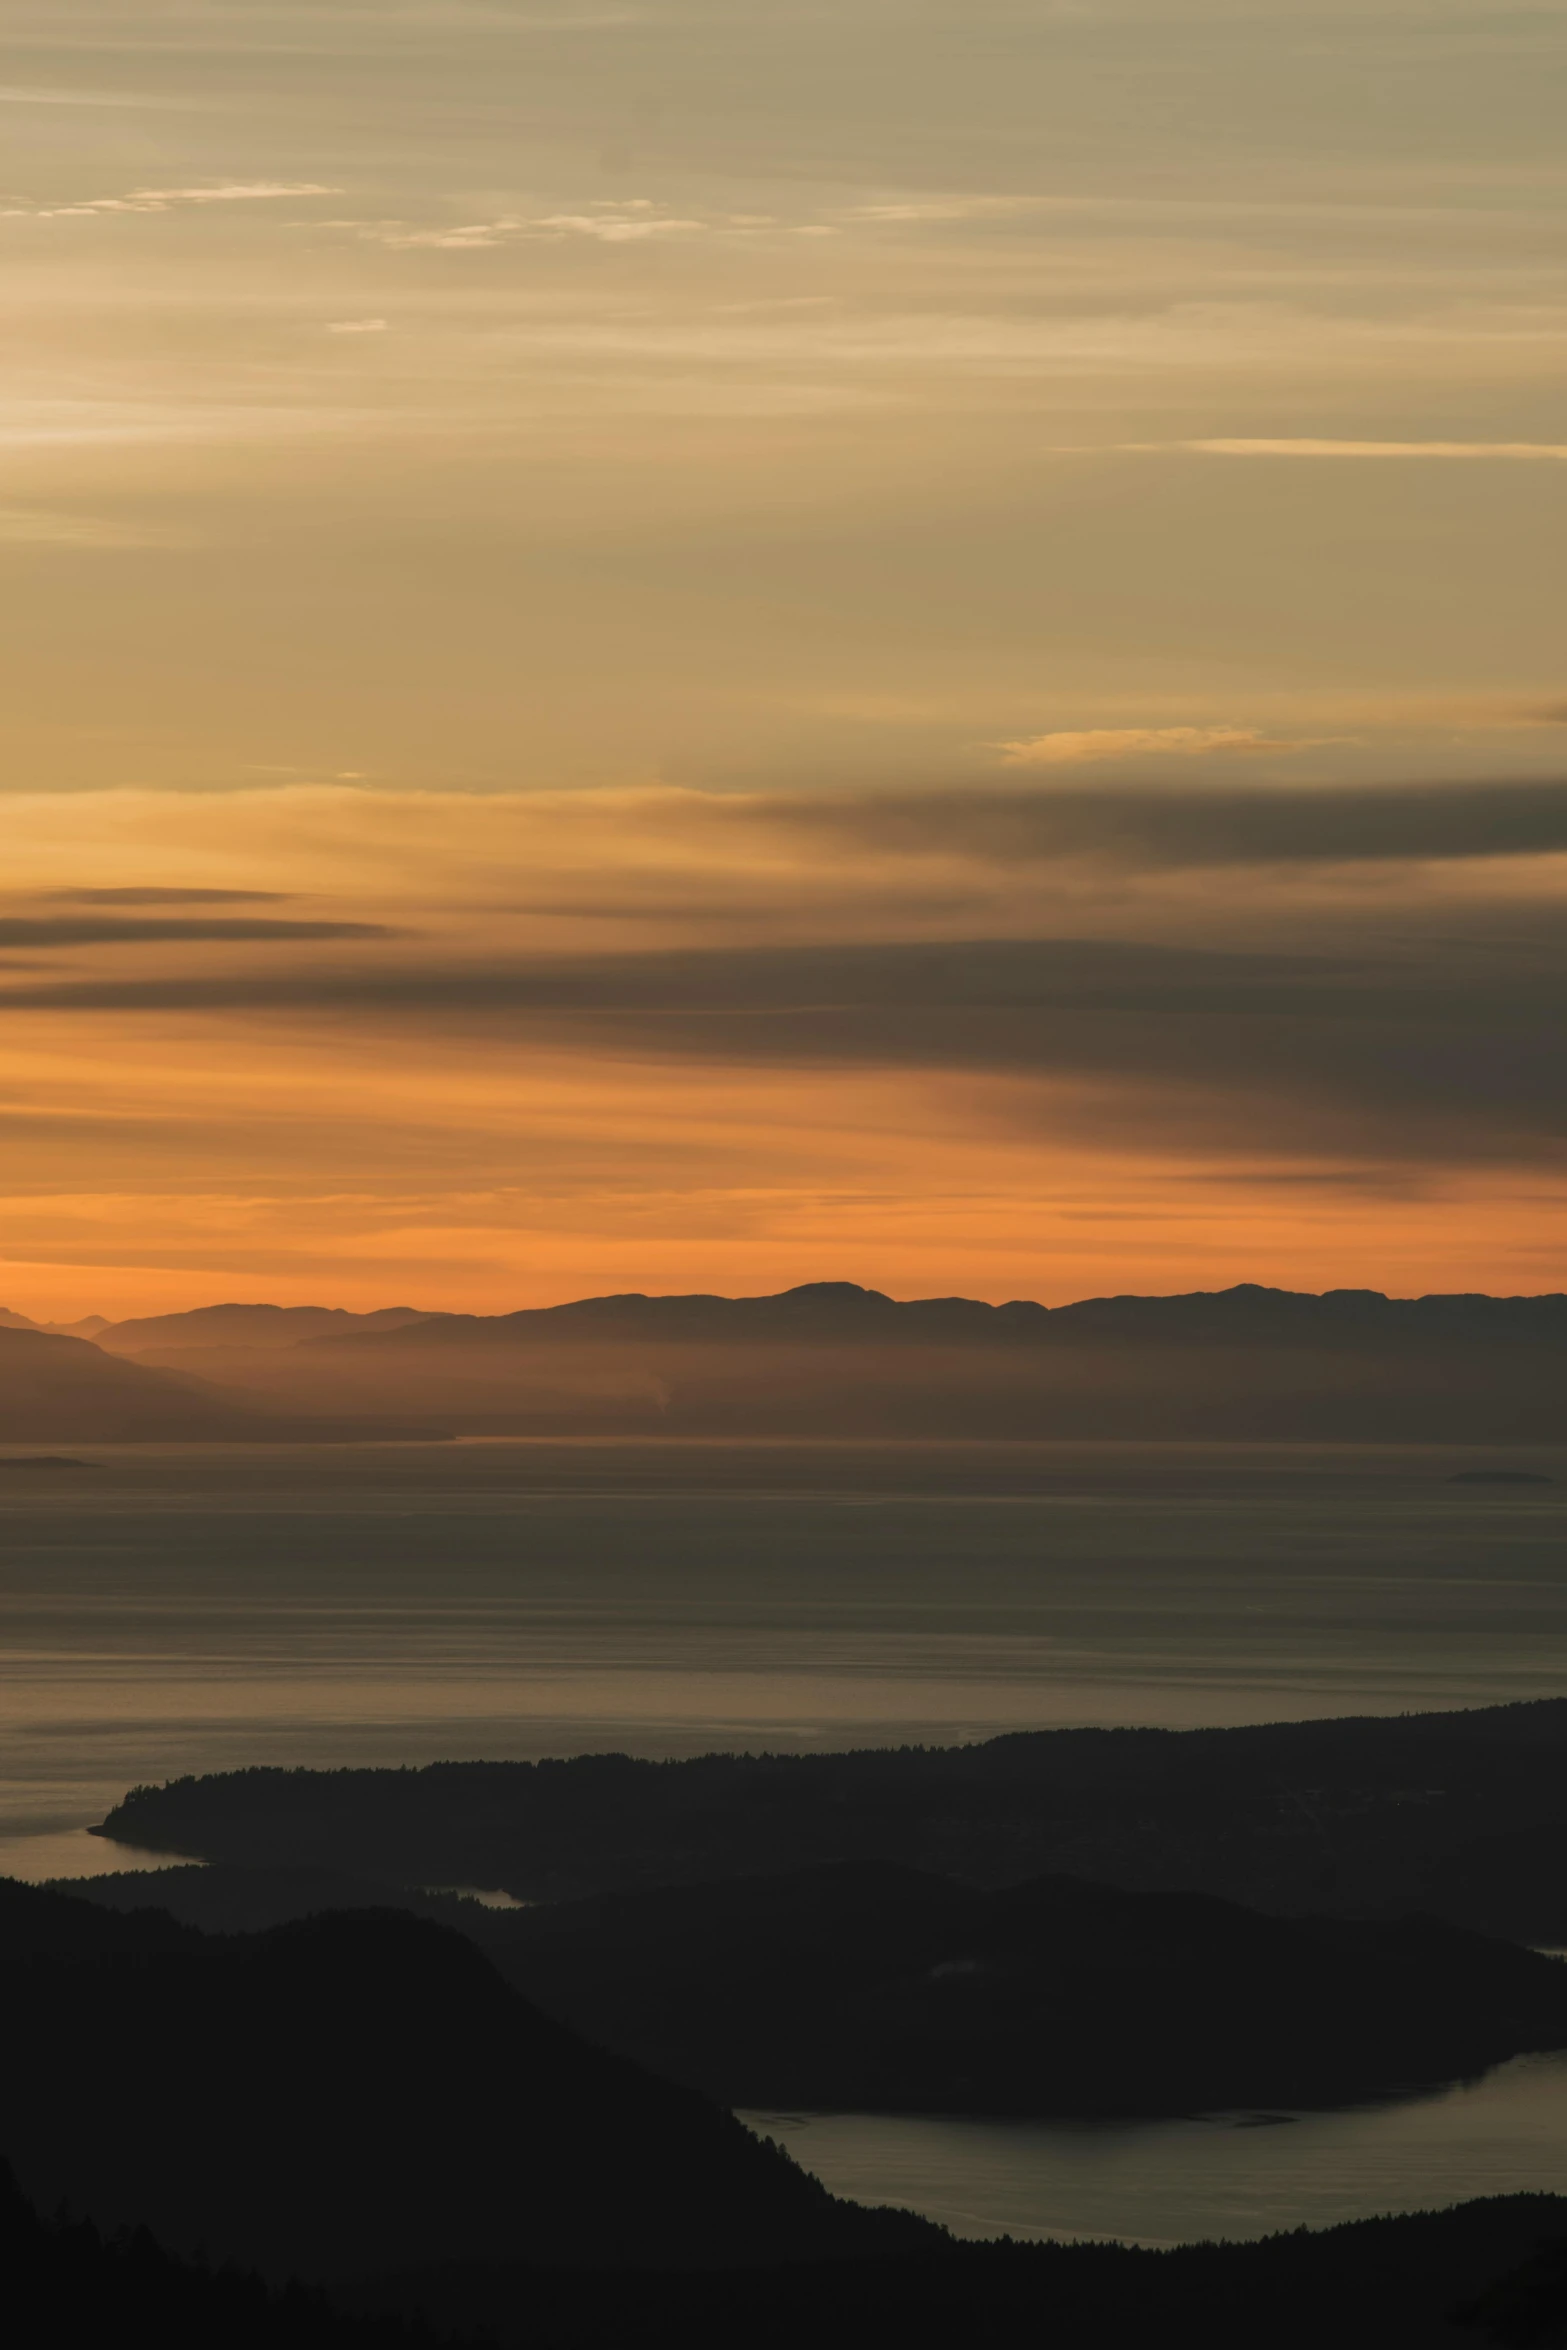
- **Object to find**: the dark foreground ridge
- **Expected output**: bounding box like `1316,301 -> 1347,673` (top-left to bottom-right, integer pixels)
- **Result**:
102,1697 -> 1567,1943
0,1875 -> 925,2285
339,2205 -> 1567,2349
7,2142 -> 1567,2348
68,1854 -> 1567,2120
9,1861 -> 1567,2340
0,2159 -> 429,2349
6,1876 -> 1567,2346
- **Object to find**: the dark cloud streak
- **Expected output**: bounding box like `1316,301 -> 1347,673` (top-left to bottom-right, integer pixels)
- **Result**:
1,933 -> 1561,1164
744,778 -> 1567,870
45,888 -> 294,906
0,935 -> 1389,1015
0,917 -> 393,946
0,933 -> 1549,1022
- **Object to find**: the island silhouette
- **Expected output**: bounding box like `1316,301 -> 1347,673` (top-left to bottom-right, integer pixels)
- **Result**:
101,1697 -> 1567,1945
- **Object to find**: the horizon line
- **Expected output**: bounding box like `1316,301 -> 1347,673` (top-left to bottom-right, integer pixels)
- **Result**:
7,1274 -> 1567,1333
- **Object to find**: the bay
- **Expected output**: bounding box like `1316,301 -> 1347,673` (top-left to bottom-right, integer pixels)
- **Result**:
744,2052 -> 1567,2245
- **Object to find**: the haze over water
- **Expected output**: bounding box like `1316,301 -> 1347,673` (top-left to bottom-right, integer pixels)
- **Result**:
3,1437 -> 1562,1876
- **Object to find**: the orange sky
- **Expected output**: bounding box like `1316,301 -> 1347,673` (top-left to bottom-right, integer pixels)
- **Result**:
0,782 -> 1562,1318
1,5 -> 1564,1317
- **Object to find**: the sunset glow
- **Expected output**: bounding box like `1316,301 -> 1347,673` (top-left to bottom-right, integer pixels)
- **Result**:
3,2 -> 1564,1315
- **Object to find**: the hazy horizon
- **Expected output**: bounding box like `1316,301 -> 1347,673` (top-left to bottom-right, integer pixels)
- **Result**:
11,1270 -> 1567,1330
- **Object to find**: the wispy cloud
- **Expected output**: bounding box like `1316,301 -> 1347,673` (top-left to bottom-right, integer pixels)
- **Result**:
533,211 -> 705,243
0,506 -> 184,547
996,726 -> 1300,766
377,219 -> 519,250
0,400 -> 361,451
325,318 -> 387,335
848,196 -> 1039,224
365,200 -> 709,250
0,86 -> 170,109
5,182 -> 340,221
1183,439 -> 1567,462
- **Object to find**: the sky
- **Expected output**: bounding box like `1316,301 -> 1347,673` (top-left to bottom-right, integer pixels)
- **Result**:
1,0 -> 1564,1316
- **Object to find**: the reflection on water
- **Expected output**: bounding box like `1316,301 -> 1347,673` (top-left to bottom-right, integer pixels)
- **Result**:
0,1827 -> 190,1883
0,1440 -> 1563,1873
744,2053 -> 1567,2244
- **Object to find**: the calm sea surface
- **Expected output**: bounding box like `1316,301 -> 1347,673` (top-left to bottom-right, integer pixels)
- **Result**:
5,1435 -> 1566,2242
2,1437 -> 1564,1874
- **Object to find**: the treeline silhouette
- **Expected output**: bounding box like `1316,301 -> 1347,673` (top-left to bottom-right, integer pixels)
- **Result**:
339,2204 -> 1567,2348
7,2129 -> 1567,2345
0,2161 -> 431,2349
102,1698 -> 1567,1941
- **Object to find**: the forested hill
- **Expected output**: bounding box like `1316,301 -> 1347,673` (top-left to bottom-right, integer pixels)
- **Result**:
0,1878 -> 927,2285
67,1849 -> 1567,2121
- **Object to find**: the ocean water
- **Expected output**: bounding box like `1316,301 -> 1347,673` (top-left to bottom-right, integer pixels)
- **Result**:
4,1434 -> 1567,2243
744,2052 -> 1567,2245
1,1435 -> 1563,1875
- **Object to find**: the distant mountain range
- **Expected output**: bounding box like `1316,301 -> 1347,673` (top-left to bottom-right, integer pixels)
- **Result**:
0,1326 -> 296,1442
0,1323 -> 439,1443
2,1282 -> 1563,1440
0,1301 -> 427,1348
91,1303 -> 430,1354
0,1304 -> 110,1338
